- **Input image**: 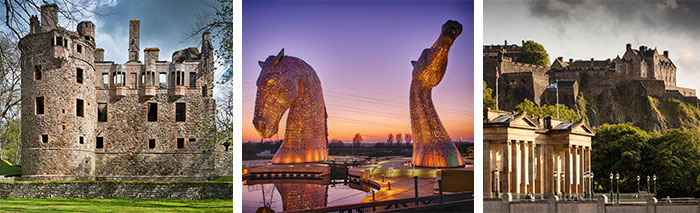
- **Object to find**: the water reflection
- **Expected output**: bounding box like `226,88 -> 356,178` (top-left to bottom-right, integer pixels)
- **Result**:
243,178 -> 375,212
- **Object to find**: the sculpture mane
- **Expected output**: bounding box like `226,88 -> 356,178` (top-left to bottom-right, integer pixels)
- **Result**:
253,49 -> 329,164
409,20 -> 465,168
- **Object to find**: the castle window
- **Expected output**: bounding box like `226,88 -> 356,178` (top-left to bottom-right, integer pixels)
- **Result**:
189,72 -> 197,88
76,99 -> 84,117
189,138 -> 196,143
175,71 -> 185,86
159,73 -> 167,88
148,139 -> 156,149
113,70 -> 126,87
175,103 -> 186,122
147,103 -> 158,122
96,137 -> 103,149
55,36 -> 63,46
35,97 -> 44,115
97,103 -> 107,122
77,44 -> 82,53
79,136 -> 84,144
34,65 -> 42,80
177,138 -> 185,149
102,73 -> 109,89
41,135 -> 48,143
202,86 -> 207,97
76,68 -> 83,84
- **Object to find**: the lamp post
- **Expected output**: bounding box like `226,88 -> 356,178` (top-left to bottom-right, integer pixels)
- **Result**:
653,175 -> 657,196
610,172 -> 614,199
636,175 -> 640,193
494,167 -> 500,198
646,175 -> 650,193
554,171 -> 558,196
615,173 -> 620,203
590,172 -> 594,198
561,172 -> 566,197
584,171 -> 589,198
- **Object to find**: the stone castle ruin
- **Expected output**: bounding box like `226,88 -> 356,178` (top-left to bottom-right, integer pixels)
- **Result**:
484,40 -> 699,112
19,4 -> 229,181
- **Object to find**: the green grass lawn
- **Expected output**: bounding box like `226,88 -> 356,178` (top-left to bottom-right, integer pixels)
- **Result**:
0,159 -> 21,176
0,198 -> 232,212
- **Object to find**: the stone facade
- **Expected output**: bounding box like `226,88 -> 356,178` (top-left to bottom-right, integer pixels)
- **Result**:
19,4 -> 228,181
483,40 -> 699,110
483,110 -> 595,198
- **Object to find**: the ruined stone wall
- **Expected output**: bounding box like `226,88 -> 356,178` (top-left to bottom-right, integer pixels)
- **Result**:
93,60 -> 218,180
20,28 -> 97,181
0,182 -> 232,199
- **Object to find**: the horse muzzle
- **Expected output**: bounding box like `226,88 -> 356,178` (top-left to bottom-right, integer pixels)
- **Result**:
253,117 -> 278,138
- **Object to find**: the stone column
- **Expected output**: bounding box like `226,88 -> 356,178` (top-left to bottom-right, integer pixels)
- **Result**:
538,144 -> 545,194
579,146 -> 585,193
521,141 -> 527,194
513,140 -> 520,194
587,146 -> 592,194
503,140 -> 511,193
485,140 -> 493,197
529,142 -> 535,194
565,145 -> 571,194
573,145 -> 579,194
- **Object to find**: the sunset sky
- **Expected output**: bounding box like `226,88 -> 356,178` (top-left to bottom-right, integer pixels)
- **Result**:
242,0 -> 474,142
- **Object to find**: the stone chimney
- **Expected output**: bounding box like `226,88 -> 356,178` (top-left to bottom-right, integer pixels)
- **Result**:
144,48 -> 159,65
128,20 -> 140,61
95,48 -> 104,62
640,46 -> 647,53
544,116 -> 552,129
626,43 -> 632,51
504,40 -> 508,46
40,4 -> 58,32
569,58 -> 573,63
29,15 -> 40,34
557,56 -> 563,62
664,50 -> 669,58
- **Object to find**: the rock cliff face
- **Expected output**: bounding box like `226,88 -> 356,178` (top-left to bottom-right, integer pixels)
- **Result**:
578,85 -> 700,133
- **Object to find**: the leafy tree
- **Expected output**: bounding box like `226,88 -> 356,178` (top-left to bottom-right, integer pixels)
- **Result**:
483,81 -> 495,109
514,99 -> 580,121
516,40 -> 550,66
646,129 -> 700,197
591,123 -> 650,193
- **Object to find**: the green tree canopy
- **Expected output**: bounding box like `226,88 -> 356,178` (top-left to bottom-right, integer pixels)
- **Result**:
591,124 -> 700,197
483,81 -> 495,109
516,40 -> 550,66
514,99 -> 580,121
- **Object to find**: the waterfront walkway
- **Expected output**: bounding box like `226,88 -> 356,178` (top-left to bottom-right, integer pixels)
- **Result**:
361,177 -> 436,202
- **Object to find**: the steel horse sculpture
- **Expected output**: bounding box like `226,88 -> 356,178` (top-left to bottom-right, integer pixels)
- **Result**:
410,20 -> 465,168
253,49 -> 329,164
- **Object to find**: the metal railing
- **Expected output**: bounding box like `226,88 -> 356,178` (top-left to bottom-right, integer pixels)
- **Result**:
283,192 -> 473,213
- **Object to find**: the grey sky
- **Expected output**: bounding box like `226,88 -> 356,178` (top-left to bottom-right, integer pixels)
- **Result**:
90,0 -> 215,64
485,0 -> 700,89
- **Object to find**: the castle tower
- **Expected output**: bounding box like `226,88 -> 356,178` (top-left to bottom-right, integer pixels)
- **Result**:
128,20 -> 140,61
19,4 -> 97,180
200,31 -> 214,98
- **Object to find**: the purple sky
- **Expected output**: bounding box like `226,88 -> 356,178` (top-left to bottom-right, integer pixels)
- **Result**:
243,0 -> 474,142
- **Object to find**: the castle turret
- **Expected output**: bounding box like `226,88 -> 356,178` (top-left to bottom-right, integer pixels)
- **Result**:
200,30 -> 214,98
19,4 -> 96,181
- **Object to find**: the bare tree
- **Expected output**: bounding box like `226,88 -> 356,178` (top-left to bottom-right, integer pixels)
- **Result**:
405,133 -> 412,146
188,0 -> 232,82
1,0 -> 115,40
387,133 -> 394,147
352,133 -> 362,156
0,34 -> 21,163
395,133 -> 402,146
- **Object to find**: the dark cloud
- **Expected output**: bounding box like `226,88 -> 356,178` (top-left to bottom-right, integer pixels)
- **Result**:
527,0 -> 700,36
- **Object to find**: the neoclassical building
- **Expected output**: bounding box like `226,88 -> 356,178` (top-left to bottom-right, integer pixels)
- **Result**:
483,110 -> 594,197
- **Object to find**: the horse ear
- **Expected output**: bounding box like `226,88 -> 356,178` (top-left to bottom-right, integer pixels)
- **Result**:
411,61 -> 417,67
272,48 -> 284,66
258,61 -> 264,68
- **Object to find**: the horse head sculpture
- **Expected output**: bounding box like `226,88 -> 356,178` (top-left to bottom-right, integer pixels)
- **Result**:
253,49 -> 329,164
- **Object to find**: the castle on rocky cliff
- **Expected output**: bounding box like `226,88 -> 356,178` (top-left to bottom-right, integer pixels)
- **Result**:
484,40 -> 699,111
18,4 -> 230,181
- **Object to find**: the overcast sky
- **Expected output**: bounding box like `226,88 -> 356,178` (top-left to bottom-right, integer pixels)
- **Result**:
485,0 -> 700,89
243,0 -> 474,142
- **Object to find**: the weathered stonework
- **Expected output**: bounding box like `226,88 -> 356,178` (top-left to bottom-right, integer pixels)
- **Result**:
19,4 -> 229,181
0,182 -> 232,199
